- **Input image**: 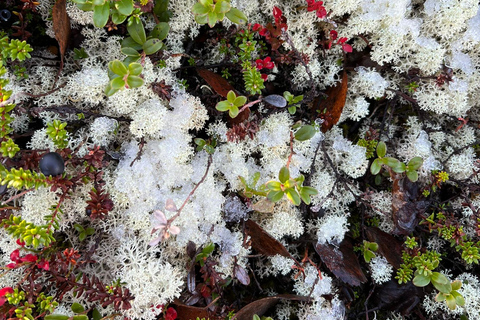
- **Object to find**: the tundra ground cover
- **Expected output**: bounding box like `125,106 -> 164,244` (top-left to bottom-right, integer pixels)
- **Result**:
0,0 -> 479,319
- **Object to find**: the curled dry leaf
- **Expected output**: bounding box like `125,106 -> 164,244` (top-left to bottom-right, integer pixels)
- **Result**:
233,294 -> 311,320
244,219 -> 293,259
313,70 -> 348,132
365,227 -> 404,269
196,68 -> 236,98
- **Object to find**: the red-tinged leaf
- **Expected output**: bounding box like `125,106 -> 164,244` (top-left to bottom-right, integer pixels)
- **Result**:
233,294 -> 311,320
244,219 -> 293,259
314,237 -> 367,286
365,227 -> 404,269
52,0 -> 71,67
172,300 -> 210,319
314,70 -> 348,132
234,264 -> 250,286
196,68 -> 236,98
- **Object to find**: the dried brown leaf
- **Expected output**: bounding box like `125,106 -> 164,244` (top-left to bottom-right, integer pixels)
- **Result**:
233,294 -> 311,320
52,0 -> 71,63
365,227 -> 404,269
173,300 -> 210,319
314,70 -> 348,132
196,68 -> 236,98
314,237 -> 366,286
244,219 -> 292,259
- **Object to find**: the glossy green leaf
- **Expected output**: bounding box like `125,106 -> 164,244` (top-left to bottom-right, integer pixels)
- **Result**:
233,95 -> 247,107
227,90 -> 236,102
205,145 -> 215,154
111,77 -> 125,90
364,250 -> 375,263
109,60 -> 128,75
377,141 -> 386,158
92,0 -> 104,6
436,292 -> 446,302
45,315 -> 69,320
452,291 -> 465,306
294,125 -> 316,141
105,82 -> 120,96
195,13 -> 208,25
216,101 -> 231,112
127,19 -> 147,45
127,62 -> 142,75
71,303 -> 85,313
207,11 -> 217,27
93,2 -> 110,28
79,232 -> 87,241
92,309 -> 102,320
267,190 -> 284,202
126,75 -> 144,88
74,224 -> 84,232
228,106 -> 239,118
413,272 -> 430,287
285,188 -> 300,205
192,3 -> 209,15
391,161 -> 406,173
121,47 -> 140,57
111,12 -> 127,24
370,158 -> 381,175
115,0 -> 133,16
451,280 -> 462,291
407,157 -> 423,170
433,280 -> 452,294
446,294 -> 456,310
122,37 -> 143,51
215,0 -> 231,13
225,7 -> 247,24
72,316 -> 88,320
431,272 -> 449,285
406,170 -> 418,182
151,22 -> 170,41
143,38 -> 163,55
278,166 -> 289,183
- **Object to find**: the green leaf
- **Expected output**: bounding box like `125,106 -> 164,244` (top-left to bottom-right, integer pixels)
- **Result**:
195,13 -> 209,25
194,138 -> 205,146
207,11 -> 217,27
285,188 -> 300,205
227,90 -> 236,103
71,303 -> 85,313
278,166 -> 289,183
288,106 -> 296,114
233,95 -> 247,107
225,7 -> 248,24
151,22 -> 170,41
111,77 -> 125,90
431,272 -> 449,285
451,280 -> 462,291
413,272 -> 431,287
143,38 -> 164,55
93,2 -> 110,28
406,170 -> 418,182
73,224 -> 84,232
192,2 -> 209,15
215,0 -> 231,13
267,190 -> 284,202
370,158 -> 382,175
79,232 -> 87,241
92,0 -> 104,6
368,242 -> 378,251
92,309 -> 102,320
121,47 -> 140,57
122,37 -> 143,51
283,91 -> 293,102
203,243 -> 215,255
126,75 -> 144,88
407,157 -> 423,170
436,292 -> 446,302
72,316 -> 89,320
452,291 -> 465,306
266,181 -> 282,191
127,19 -> 147,45
216,101 -> 231,112
433,280 -> 452,294
111,12 -> 127,24
299,188 -> 311,204
377,141 -> 386,158
364,250 -> 375,263
109,60 -> 128,75
115,0 -> 133,15
128,63 -> 142,76
391,161 -> 406,173
294,125 -> 316,141
446,294 -> 456,310
301,186 -> 318,196
205,145 -> 215,154
228,106 -> 239,118
45,315 -> 69,320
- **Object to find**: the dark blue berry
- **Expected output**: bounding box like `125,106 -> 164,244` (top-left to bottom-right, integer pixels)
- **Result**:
39,152 -> 65,176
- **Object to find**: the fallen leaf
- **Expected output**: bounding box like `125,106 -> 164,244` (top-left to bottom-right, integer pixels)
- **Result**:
244,219 -> 293,259
251,198 -> 275,213
365,227 -> 404,269
314,237 -> 366,286
233,294 -> 310,320
372,280 -> 423,316
52,0 -> 71,66
196,68 -> 236,98
172,300 -> 210,319
234,264 -> 250,286
313,70 -> 348,132
391,176 -> 428,235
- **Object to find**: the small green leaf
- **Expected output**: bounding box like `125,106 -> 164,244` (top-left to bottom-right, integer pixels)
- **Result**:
79,233 -> 87,241
109,60 -> 128,75
436,292 -> 446,302
205,145 -> 215,154
92,309 -> 102,320
216,101 -> 231,112
111,12 -> 127,24
228,106 -> 239,118
74,224 -> 84,232
377,141 -> 386,158
451,280 -> 462,291
122,37 -> 143,51
115,0 -> 133,15
364,250 -> 375,263
278,166 -> 289,183
45,315 -> 69,320
195,13 -> 209,25
266,181 -> 282,191
143,38 -> 164,55
93,2 -> 110,28
72,316 -> 89,320
413,272 -> 431,287
433,280 -> 452,294
446,294 -> 456,310
294,125 -> 316,141
285,188 -> 300,205
227,90 -> 236,102
105,83 -> 120,96
92,0 -> 104,6
111,77 -> 125,90
126,75 -> 144,88
267,190 -> 284,202
192,3 -> 209,15
203,243 -> 215,255
71,302 -> 85,313
283,91 -> 293,102
194,138 -> 205,146
391,161 -> 406,173
233,96 -> 247,107
370,158 -> 382,175
431,272 -> 449,285
127,19 -> 147,45
406,170 -> 419,182
121,47 -> 140,57
452,291 -> 465,306
407,157 -> 423,170
151,22 -> 170,41
215,0 -> 231,13
226,7 -> 248,24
